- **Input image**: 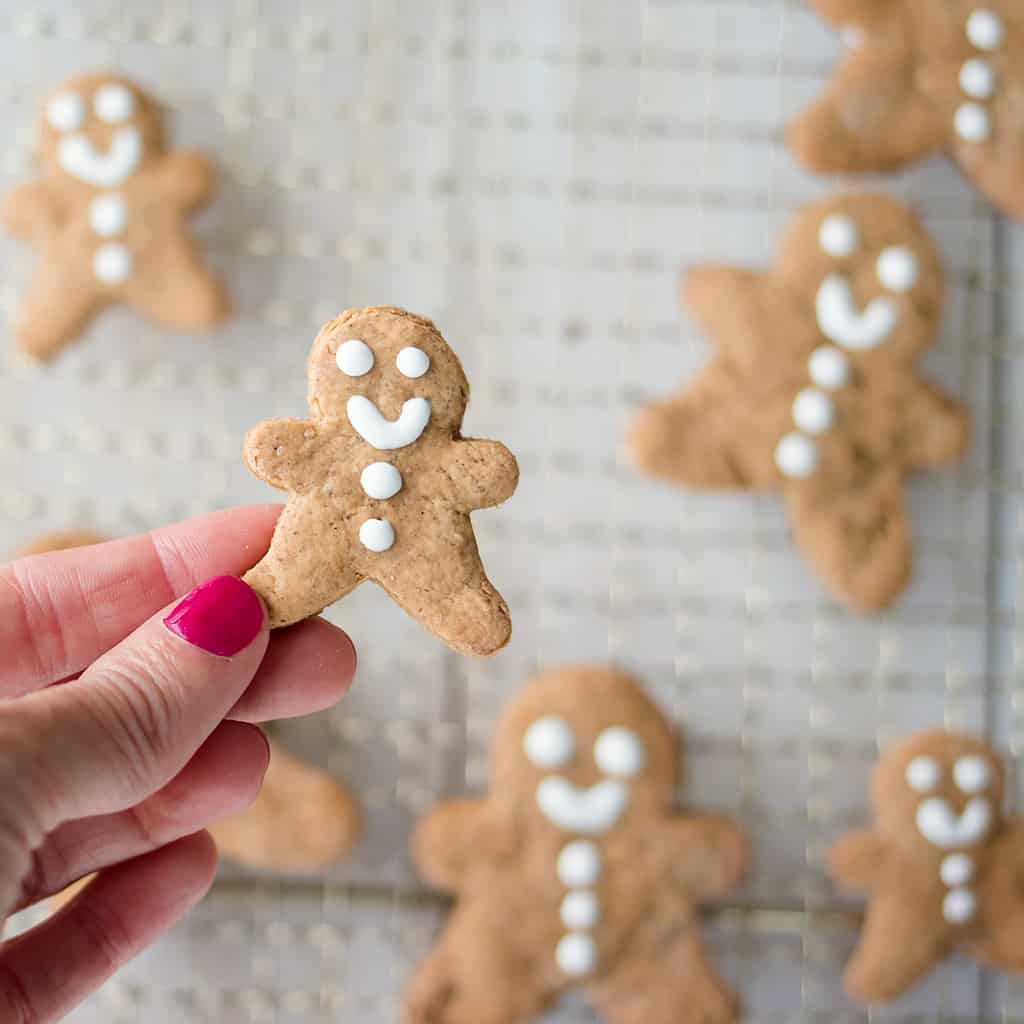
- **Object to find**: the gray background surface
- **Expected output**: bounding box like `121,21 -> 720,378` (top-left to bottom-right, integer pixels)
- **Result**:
0,0 -> 1021,1020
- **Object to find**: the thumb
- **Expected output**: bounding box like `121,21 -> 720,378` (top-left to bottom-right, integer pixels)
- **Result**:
6,575 -> 268,831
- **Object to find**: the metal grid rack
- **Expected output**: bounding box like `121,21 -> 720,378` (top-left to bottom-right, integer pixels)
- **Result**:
0,0 -> 1020,1019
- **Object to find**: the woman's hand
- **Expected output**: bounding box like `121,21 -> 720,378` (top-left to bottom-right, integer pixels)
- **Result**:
0,505 -> 356,1022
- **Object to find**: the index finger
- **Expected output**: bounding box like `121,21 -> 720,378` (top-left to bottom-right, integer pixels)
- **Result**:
0,505 -> 281,696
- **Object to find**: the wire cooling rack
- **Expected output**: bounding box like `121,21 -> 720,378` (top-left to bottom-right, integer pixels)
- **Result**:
0,0 -> 1021,1020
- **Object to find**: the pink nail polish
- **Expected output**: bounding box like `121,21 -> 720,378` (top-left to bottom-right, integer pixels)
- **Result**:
163,576 -> 265,656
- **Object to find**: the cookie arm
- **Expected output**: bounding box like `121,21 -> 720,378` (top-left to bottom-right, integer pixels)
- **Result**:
410,799 -> 493,891
828,830 -> 885,890
159,150 -> 216,210
244,418 -> 329,492
2,181 -> 62,241
898,381 -> 969,471
439,439 -> 519,511
662,814 -> 748,896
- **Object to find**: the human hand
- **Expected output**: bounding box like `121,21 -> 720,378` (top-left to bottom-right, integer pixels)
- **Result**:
0,505 -> 356,1022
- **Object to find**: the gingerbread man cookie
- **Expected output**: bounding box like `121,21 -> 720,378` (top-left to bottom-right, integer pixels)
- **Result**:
789,3 -> 1024,220
405,665 -> 747,1024
3,72 -> 229,361
243,306 -> 519,656
628,193 -> 968,612
831,730 -> 1024,1003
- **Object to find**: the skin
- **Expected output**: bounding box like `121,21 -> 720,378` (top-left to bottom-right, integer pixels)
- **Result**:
0,506 -> 356,1021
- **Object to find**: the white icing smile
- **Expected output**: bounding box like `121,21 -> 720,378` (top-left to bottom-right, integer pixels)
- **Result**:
346,395 -> 431,450
815,273 -> 898,351
535,777 -> 628,835
57,127 -> 142,187
916,796 -> 992,848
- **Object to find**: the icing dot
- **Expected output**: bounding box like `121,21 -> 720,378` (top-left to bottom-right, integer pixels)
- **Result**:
940,853 -> 974,887
358,518 -> 395,552
396,346 -> 430,378
942,887 -> 976,924
774,433 -> 818,479
93,243 -> 132,284
877,246 -> 919,292
906,755 -> 940,792
88,193 -> 127,237
560,890 -> 600,930
808,347 -> 850,390
93,83 -> 135,123
336,339 -> 374,376
593,727 -> 645,778
953,755 -> 990,794
966,9 -> 1004,51
555,933 -> 597,977
792,388 -> 835,435
955,102 -> 991,142
557,841 -> 601,887
818,214 -> 859,258
46,92 -> 85,133
523,716 -> 575,769
959,58 -> 996,99
360,461 -> 403,500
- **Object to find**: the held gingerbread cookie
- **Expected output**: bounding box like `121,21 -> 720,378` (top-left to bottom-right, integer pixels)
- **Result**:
789,3 -> 1024,220
3,72 -> 229,361
242,306 -> 519,656
628,193 -> 968,612
831,730 -> 1024,1003
405,665 -> 747,1024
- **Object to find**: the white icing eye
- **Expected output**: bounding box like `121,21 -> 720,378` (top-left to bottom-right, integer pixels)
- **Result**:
792,388 -> 835,435
953,755 -> 990,794
93,83 -> 135,124
396,346 -> 430,378
556,840 -> 601,886
774,432 -> 818,479
523,715 -> 575,769
336,339 -> 375,376
358,517 -> 395,552
960,58 -> 996,99
954,102 -> 991,143
808,346 -> 850,390
593,727 -> 645,778
47,92 -> 85,133
966,9 -> 1004,50
818,214 -> 859,258
360,462 -> 403,500
877,246 -> 918,292
906,755 -> 940,792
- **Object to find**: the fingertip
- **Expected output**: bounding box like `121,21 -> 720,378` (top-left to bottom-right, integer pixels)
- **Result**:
163,575 -> 266,658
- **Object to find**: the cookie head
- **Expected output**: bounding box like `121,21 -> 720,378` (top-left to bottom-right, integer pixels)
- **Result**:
491,666 -> 678,835
38,73 -> 162,187
307,306 -> 470,442
871,730 -> 1004,856
777,194 -> 944,366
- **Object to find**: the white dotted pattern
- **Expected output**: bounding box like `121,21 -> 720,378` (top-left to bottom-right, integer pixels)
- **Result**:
955,9 -> 1004,143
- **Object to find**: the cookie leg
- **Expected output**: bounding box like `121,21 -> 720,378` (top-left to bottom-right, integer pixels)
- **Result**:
14,265 -> 102,361
971,900 -> 1024,972
129,235 -> 229,330
589,928 -> 736,1024
785,468 -> 911,613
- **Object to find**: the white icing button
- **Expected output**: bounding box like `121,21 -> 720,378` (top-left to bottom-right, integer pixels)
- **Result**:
88,193 -> 127,237
560,890 -> 601,930
555,933 -> 597,977
557,841 -> 601,887
593,727 -> 645,778
792,388 -> 835,435
523,716 -> 575,769
955,102 -> 991,142
959,58 -> 996,99
877,246 -> 919,292
818,214 -> 859,258
47,92 -> 85,133
808,346 -> 850,390
966,9 -> 1004,51
93,243 -> 132,284
336,339 -> 374,376
942,887 -> 976,925
953,755 -> 990,794
396,346 -> 430,378
358,518 -> 395,553
940,853 -> 974,887
93,83 -> 135,123
906,755 -> 940,792
774,432 -> 818,479
360,461 -> 403,500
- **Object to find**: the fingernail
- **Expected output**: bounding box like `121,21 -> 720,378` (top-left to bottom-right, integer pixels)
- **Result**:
164,576 -> 265,656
